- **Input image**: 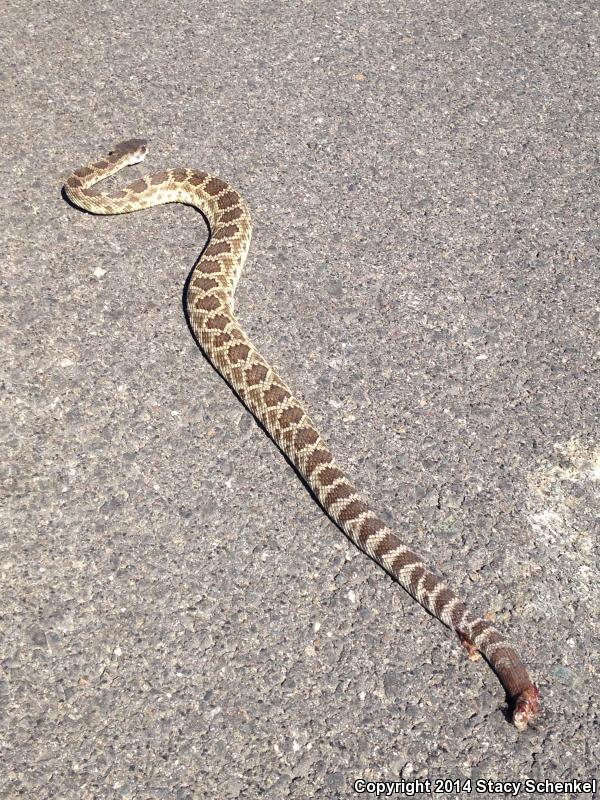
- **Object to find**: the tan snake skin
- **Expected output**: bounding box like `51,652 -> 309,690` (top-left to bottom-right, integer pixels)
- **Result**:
64,139 -> 540,730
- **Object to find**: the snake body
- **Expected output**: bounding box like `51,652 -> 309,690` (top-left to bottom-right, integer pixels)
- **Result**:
64,139 -> 540,730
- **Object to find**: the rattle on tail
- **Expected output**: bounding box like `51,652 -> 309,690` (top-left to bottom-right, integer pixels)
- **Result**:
64,138 -> 541,730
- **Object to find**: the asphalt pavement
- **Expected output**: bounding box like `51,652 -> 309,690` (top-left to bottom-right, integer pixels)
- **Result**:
2,1 -> 599,798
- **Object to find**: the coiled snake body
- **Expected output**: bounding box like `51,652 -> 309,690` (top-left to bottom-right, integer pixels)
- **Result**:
64,139 -> 540,730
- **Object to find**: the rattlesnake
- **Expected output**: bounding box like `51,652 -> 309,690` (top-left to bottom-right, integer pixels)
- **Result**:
63,139 -> 540,730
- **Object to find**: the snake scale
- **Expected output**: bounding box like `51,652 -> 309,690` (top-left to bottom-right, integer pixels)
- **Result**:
64,139 -> 540,730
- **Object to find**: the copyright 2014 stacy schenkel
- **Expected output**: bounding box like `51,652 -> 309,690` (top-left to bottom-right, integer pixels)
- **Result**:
353,778 -> 597,797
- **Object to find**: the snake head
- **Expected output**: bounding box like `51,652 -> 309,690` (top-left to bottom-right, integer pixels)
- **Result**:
110,138 -> 149,165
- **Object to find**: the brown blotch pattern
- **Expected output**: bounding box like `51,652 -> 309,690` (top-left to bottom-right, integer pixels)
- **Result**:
371,531 -> 399,558
305,449 -> 333,476
198,260 -> 222,274
433,588 -> 455,619
128,178 -> 148,194
482,631 -> 504,647
217,191 -> 239,210
170,168 -> 188,182
246,363 -> 269,386
207,314 -> 230,331
338,499 -> 368,525
195,294 -> 221,312
469,619 -> 494,640
219,207 -> 243,223
150,170 -> 170,185
409,565 -> 426,595
204,241 -> 231,258
294,426 -> 319,448
264,385 -> 290,407
360,516 -> 387,543
205,177 -> 229,196
421,572 -> 439,595
324,481 -> 356,508
228,343 -> 250,364
451,602 -> 468,629
213,224 -> 240,241
318,466 -> 345,487
188,171 -> 209,186
192,276 -> 219,291
391,550 -> 421,574
278,406 -> 303,429
212,332 -> 231,348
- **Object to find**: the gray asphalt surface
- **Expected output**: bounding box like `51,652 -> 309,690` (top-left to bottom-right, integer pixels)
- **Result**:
2,1 -> 599,798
